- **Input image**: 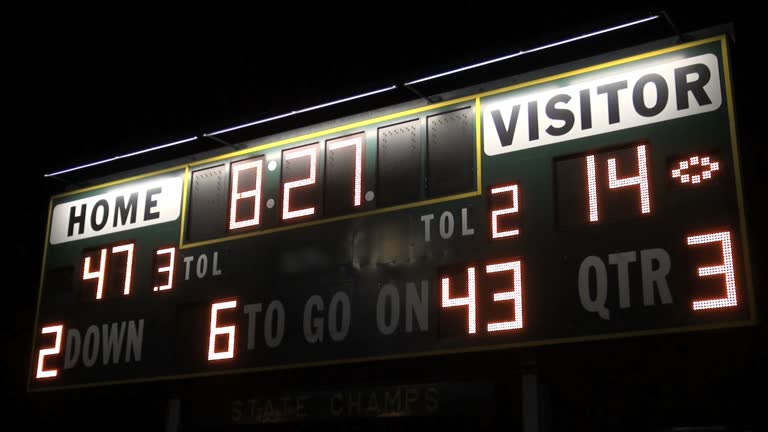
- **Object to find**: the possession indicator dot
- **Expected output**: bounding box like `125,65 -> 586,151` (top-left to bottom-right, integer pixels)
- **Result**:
672,154 -> 720,185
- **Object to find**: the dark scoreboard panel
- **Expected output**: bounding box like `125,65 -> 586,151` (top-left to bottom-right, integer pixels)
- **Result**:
30,35 -> 755,390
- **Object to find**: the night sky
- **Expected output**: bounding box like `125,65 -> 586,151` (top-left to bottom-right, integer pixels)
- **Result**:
8,5 -> 765,430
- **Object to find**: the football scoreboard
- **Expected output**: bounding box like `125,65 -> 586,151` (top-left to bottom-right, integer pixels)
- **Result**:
30,35 -> 755,390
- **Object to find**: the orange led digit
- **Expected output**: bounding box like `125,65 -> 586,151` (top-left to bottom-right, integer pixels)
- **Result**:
83,248 -> 107,300
328,136 -> 363,207
229,158 -> 264,230
282,145 -> 318,220
111,243 -> 135,295
35,324 -> 63,379
607,144 -> 651,215
153,247 -> 176,292
485,260 -> 523,332
441,267 -> 477,334
586,154 -> 599,222
490,184 -> 520,239
208,300 -> 238,361
687,231 -> 738,310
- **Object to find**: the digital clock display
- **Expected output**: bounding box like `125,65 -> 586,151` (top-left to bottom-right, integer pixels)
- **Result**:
29,35 -> 755,391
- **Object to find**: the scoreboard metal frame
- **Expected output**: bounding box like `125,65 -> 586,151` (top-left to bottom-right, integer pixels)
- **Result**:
29,34 -> 756,391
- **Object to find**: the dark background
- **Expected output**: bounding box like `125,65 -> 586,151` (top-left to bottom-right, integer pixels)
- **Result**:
8,4 -> 766,431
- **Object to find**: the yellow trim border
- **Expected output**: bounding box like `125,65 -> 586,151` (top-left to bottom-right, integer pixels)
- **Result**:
180,102 -> 483,249
27,201 -> 53,392
179,166 -> 191,247
29,34 -> 757,392
721,37 -> 757,323
50,34 -> 729,203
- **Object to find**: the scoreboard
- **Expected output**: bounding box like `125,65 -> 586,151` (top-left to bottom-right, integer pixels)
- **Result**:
30,35 -> 755,391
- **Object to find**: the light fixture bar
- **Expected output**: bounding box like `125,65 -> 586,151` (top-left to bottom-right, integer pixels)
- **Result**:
44,137 -> 198,177
404,15 -> 660,85
205,85 -> 398,136
43,15 -> 659,178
